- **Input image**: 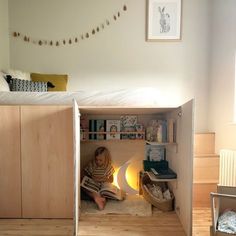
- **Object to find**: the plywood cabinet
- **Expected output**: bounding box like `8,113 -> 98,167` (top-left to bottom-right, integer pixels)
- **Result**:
21,106 -> 73,218
79,100 -> 194,236
0,106 -> 21,218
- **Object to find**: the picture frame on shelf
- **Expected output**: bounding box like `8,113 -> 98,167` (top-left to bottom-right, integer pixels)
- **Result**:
146,0 -> 182,41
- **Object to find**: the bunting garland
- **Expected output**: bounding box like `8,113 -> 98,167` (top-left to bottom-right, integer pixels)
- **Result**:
12,4 -> 127,47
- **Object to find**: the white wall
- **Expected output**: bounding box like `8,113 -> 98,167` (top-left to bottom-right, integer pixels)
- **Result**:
9,0 -> 210,131
208,0 -> 236,152
0,0 -> 9,70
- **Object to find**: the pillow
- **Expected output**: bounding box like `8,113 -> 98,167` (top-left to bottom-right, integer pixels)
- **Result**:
2,69 -> 31,81
0,72 -> 10,91
31,73 -> 68,91
6,76 -> 48,92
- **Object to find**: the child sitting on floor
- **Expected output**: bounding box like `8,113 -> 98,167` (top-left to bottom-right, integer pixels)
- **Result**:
82,146 -> 115,210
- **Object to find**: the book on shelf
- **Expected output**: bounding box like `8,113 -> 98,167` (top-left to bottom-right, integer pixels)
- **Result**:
167,118 -> 175,143
146,119 -> 167,143
135,123 -> 144,139
120,115 -> 137,139
89,119 -> 96,140
106,120 -> 120,140
96,119 -> 106,140
80,115 -> 89,140
81,176 -> 125,201
145,145 -> 165,161
156,120 -> 167,143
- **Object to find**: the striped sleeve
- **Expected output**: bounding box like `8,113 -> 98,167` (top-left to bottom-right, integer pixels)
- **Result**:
84,162 -> 93,176
105,165 -> 115,178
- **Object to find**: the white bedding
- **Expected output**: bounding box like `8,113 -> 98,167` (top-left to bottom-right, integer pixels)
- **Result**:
0,88 -> 179,107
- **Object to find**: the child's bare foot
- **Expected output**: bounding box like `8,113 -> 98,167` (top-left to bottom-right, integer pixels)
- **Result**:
94,196 -> 106,210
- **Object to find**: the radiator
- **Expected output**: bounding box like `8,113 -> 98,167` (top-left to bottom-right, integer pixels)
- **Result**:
219,149 -> 236,186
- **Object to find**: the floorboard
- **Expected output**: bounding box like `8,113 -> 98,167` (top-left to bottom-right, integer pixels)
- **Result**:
0,208 -> 186,236
192,207 -> 212,236
0,207 -> 212,236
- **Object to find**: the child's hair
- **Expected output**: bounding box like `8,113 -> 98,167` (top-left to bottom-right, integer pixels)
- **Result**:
94,146 -> 112,167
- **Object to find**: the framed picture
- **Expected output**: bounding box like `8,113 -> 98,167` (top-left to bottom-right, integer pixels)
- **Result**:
146,0 -> 182,41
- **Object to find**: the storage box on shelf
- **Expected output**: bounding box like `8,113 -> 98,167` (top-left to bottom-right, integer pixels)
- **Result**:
141,173 -> 175,212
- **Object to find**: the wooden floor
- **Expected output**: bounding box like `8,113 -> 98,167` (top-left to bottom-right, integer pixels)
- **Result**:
192,208 -> 212,236
0,208 -> 185,236
0,207 -> 212,236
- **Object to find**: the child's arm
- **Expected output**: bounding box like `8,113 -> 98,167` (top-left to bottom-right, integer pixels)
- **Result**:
107,175 -> 113,183
93,174 -> 114,183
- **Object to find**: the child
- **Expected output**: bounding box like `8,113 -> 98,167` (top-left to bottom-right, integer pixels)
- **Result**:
82,146 -> 115,210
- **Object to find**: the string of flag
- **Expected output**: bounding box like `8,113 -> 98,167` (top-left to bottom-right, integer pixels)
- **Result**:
12,4 -> 127,47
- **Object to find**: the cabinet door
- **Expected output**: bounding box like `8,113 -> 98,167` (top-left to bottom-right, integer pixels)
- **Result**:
73,99 -> 80,236
167,100 -> 194,236
21,106 -> 73,218
0,106 -> 21,218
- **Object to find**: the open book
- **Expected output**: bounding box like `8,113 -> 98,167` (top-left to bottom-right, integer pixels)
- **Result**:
81,176 -> 125,201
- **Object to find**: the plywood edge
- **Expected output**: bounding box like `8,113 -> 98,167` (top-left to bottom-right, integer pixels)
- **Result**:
194,154 -> 219,158
193,180 -> 219,184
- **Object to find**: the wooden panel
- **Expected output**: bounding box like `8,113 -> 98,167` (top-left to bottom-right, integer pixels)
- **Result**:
0,211 -> 186,236
73,100 -> 80,236
79,106 -> 175,115
194,133 -> 215,155
0,106 -> 21,218
193,183 -> 217,208
193,157 -> 219,183
167,100 -> 194,236
21,106 -> 73,218
192,207 -> 211,236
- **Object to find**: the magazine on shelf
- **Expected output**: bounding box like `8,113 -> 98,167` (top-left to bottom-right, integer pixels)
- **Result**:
89,119 -> 96,140
81,176 -> 125,200
135,124 -> 144,139
106,120 -> 120,140
145,145 -> 165,161
120,115 -> 137,139
96,119 -> 106,140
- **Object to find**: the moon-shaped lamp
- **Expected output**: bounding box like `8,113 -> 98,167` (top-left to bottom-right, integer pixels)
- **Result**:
116,161 -> 139,195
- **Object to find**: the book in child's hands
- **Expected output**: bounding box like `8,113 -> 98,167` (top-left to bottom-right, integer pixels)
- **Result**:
81,176 -> 125,201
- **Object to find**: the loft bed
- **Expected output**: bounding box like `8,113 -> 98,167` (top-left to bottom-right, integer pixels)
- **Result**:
0,89 -> 194,236
0,88 -> 180,107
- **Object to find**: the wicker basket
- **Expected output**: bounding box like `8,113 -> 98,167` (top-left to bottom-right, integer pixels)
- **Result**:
141,173 -> 174,212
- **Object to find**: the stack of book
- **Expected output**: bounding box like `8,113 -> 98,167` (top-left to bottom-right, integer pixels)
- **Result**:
87,116 -> 145,140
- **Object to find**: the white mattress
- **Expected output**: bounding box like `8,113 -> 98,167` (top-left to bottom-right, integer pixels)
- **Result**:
0,88 -> 179,107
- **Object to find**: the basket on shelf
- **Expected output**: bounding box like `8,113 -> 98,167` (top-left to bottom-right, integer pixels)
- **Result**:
141,173 -> 174,212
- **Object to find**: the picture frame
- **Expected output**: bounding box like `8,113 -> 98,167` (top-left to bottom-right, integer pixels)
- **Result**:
146,0 -> 182,41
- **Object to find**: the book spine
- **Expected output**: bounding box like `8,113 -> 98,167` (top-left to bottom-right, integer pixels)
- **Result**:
167,119 -> 174,143
89,120 -> 92,140
89,120 -> 96,140
156,121 -> 162,143
162,120 -> 167,143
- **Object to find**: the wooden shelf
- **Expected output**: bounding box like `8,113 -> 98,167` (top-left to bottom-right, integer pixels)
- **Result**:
86,131 -> 145,135
146,141 -> 177,146
81,139 -> 145,142
146,171 -> 177,182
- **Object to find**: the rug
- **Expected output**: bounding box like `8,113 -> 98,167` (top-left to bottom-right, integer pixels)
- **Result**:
81,194 -> 152,216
